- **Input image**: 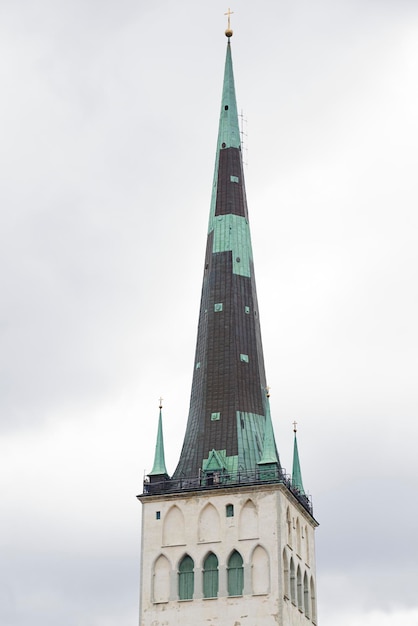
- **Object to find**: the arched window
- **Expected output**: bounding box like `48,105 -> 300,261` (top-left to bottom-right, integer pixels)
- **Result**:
178,555 -> 194,600
303,571 -> 310,617
203,552 -> 218,598
289,557 -> 296,605
283,549 -> 289,599
305,525 -> 310,564
297,565 -> 303,610
227,550 -> 244,596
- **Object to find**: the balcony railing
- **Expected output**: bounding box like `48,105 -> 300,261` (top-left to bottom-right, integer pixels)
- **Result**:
141,466 -> 313,515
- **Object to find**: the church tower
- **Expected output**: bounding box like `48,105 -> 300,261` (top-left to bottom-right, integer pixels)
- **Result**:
138,22 -> 319,626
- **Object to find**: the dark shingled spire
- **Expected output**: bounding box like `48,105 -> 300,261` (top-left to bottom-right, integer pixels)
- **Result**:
172,40 -> 280,481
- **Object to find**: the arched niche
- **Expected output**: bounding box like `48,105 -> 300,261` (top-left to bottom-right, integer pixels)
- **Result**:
303,571 -> 310,617
296,517 -> 301,556
297,565 -> 303,610
286,507 -> 292,546
305,525 -> 310,564
310,576 -> 317,624
238,499 -> 258,539
282,548 -> 289,599
290,557 -> 296,605
163,505 -> 185,546
251,545 -> 269,595
153,554 -> 170,603
198,503 -> 220,543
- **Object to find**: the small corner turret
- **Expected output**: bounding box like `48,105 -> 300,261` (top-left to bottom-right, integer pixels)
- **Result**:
147,399 -> 169,484
291,421 -> 305,495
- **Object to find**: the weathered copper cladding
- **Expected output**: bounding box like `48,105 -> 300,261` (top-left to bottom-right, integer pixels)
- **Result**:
172,41 -> 280,482
215,147 -> 246,218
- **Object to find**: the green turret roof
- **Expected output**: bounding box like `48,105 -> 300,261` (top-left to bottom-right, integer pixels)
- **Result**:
292,425 -> 305,495
148,406 -> 168,477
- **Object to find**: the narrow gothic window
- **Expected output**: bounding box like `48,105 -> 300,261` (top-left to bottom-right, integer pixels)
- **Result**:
297,565 -> 303,610
178,555 -> 194,600
203,552 -> 219,598
304,571 -> 310,617
296,517 -> 301,555
227,550 -> 244,596
311,577 -> 317,624
290,558 -> 296,605
283,549 -> 289,599
286,507 -> 292,546
226,504 -> 234,517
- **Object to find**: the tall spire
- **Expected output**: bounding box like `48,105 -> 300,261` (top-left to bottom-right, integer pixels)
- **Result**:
148,401 -> 168,479
292,422 -> 305,495
172,35 -> 280,481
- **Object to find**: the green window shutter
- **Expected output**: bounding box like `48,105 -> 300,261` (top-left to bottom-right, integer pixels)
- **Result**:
227,550 -> 243,596
203,552 -> 219,598
178,555 -> 194,600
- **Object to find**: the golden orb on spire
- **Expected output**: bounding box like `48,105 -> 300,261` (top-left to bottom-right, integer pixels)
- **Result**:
224,7 -> 234,37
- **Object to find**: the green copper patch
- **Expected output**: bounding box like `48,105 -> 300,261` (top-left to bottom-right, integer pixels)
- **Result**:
258,393 -> 279,465
202,449 -> 238,473
211,214 -> 253,277
237,410 -> 265,470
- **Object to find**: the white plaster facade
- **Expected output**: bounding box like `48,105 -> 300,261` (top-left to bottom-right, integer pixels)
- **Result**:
138,483 -> 318,626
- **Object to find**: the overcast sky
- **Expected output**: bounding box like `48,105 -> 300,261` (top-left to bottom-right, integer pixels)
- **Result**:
1,1 -> 418,625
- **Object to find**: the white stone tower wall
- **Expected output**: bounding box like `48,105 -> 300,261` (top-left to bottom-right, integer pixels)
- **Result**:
139,484 -> 317,626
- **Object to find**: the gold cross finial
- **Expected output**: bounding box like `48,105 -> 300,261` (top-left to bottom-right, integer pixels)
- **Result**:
293,421 -> 298,433
159,397 -> 163,409
225,8 -> 234,37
